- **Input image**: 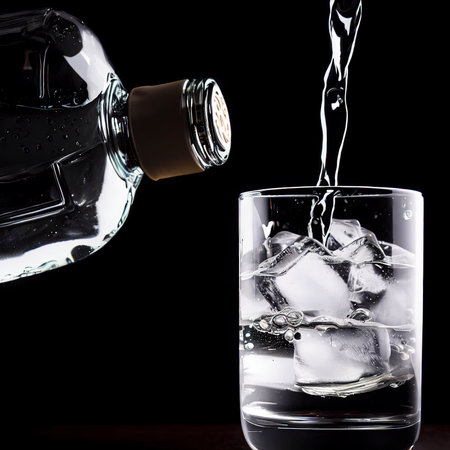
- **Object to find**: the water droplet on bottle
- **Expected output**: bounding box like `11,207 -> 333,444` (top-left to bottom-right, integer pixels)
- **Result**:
294,332 -> 302,340
63,134 -> 69,140
403,210 -> 413,220
244,342 -> 254,350
58,147 -> 65,153
35,144 -> 42,151
259,319 -> 270,330
22,146 -> 30,154
75,141 -> 81,148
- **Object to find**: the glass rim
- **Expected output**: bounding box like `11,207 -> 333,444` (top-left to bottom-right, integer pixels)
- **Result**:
239,185 -> 423,199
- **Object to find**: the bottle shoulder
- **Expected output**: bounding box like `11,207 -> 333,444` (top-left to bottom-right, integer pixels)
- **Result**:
0,8 -> 115,108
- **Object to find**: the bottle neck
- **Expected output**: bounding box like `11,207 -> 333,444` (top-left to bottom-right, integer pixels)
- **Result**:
126,78 -> 231,181
101,76 -> 143,185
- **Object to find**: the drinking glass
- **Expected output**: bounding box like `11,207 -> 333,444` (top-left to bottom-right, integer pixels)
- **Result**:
239,186 -> 423,450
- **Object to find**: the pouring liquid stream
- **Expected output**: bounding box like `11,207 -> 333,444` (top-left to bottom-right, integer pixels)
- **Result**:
308,0 -> 363,243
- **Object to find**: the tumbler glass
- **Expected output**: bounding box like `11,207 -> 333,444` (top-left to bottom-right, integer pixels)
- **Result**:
239,186 -> 423,450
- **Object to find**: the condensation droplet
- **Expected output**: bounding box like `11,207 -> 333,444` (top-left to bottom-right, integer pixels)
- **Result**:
403,210 -> 413,220
47,135 -> 53,142
259,319 -> 270,330
244,342 -> 254,350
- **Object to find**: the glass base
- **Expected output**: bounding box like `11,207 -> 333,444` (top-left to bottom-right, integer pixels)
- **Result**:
241,419 -> 420,450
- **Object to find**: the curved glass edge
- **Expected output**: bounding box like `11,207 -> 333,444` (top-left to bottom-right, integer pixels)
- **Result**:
239,186 -> 423,200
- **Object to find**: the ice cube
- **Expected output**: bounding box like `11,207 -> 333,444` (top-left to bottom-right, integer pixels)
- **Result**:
240,280 -> 273,320
372,277 -> 415,327
253,236 -> 330,278
241,354 -> 296,389
333,234 -> 386,264
294,326 -> 391,385
269,231 -> 302,256
347,262 -> 387,308
249,236 -> 350,316
380,241 -> 416,268
330,232 -> 388,308
326,219 -> 373,251
274,251 -> 351,317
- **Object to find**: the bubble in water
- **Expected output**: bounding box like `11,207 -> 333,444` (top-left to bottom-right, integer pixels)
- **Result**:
287,311 -> 303,326
284,329 -> 294,342
403,210 -> 413,220
273,314 -> 287,327
326,87 -> 345,110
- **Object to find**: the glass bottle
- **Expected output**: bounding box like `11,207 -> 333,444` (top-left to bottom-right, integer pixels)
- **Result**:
0,9 -> 231,283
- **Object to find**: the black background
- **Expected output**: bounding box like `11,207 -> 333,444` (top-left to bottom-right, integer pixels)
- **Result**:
1,0 -> 447,432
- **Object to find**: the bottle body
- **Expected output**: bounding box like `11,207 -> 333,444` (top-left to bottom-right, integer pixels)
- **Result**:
0,9 -> 144,282
0,9 -> 231,283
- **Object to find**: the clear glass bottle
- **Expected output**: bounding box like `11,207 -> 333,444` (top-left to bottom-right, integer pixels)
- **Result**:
0,9 -> 231,283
